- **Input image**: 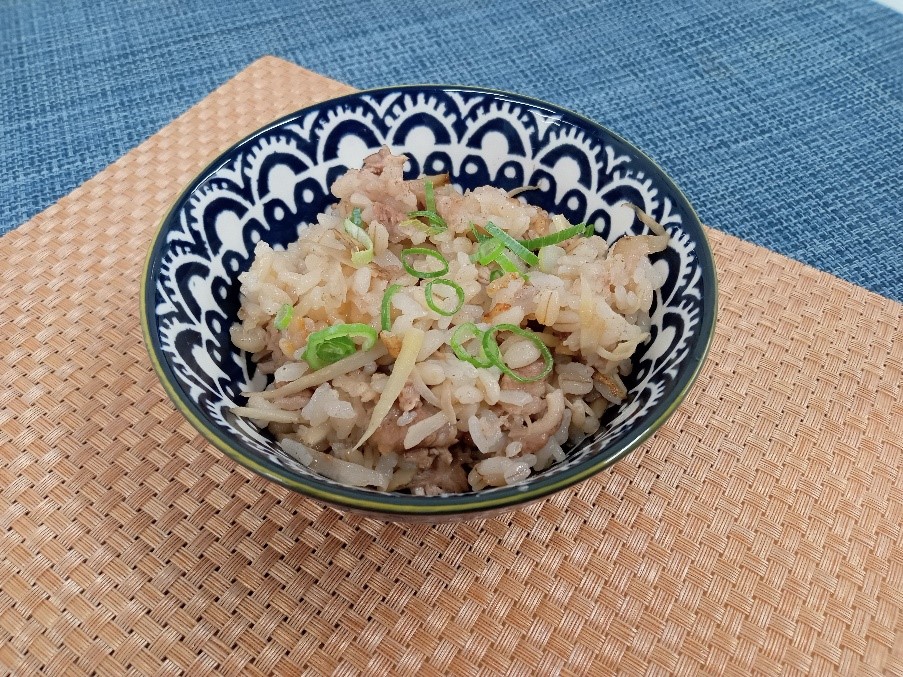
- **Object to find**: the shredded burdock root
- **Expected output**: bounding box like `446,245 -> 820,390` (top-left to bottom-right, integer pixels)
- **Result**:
230,147 -> 669,495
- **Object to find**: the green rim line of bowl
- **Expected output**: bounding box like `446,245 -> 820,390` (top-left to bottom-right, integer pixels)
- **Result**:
140,84 -> 718,516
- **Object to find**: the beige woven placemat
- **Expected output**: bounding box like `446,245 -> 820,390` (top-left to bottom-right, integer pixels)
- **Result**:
1,56 -> 901,676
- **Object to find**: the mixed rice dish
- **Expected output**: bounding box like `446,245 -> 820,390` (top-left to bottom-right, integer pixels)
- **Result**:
230,148 -> 669,495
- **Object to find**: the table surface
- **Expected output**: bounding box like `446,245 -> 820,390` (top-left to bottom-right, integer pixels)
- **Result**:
0,57 -> 900,676
2,0 -> 902,302
0,0 -> 903,676
1,2 -> 903,676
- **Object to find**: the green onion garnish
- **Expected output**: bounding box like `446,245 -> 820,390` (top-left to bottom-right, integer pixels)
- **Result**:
424,179 -> 437,213
469,222 -> 534,280
301,323 -> 378,371
518,223 -> 594,250
484,221 -> 540,267
274,303 -> 294,331
450,323 -> 492,368
495,252 -> 520,275
398,217 -> 445,236
351,207 -> 362,227
424,278 -> 465,317
489,269 -> 504,282
343,217 -> 374,267
408,210 -> 444,224
404,179 -> 447,234
406,210 -> 447,230
312,336 -> 356,365
470,223 -> 490,242
401,247 -> 449,279
472,238 -> 506,265
381,283 -> 401,331
481,324 -> 553,383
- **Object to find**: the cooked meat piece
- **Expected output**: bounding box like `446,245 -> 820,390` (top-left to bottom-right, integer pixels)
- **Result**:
369,404 -> 459,454
331,148 -> 417,242
362,146 -> 404,177
528,209 -> 552,237
499,360 -> 548,417
405,448 -> 469,495
372,200 -> 410,229
451,442 -> 479,469
405,446 -> 453,469
373,199 -> 423,244
369,406 -> 407,454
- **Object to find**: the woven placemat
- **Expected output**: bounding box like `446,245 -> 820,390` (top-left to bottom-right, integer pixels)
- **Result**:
1,56 -> 900,676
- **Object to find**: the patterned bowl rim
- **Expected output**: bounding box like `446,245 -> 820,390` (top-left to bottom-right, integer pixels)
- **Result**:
140,84 -> 718,516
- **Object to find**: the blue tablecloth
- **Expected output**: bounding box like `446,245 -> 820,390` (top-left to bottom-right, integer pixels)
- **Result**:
3,0 -> 901,301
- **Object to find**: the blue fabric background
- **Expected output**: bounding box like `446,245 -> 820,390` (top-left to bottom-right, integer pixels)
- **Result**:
2,0 -> 901,300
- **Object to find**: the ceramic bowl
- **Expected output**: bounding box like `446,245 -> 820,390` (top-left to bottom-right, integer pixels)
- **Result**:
141,85 -> 717,519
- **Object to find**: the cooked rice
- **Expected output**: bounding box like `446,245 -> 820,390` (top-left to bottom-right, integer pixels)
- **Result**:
231,148 -> 668,495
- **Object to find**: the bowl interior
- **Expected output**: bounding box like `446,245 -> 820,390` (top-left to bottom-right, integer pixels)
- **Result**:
143,86 -> 716,515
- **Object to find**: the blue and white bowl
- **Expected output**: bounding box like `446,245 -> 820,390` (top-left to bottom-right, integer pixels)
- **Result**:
141,86 -> 717,519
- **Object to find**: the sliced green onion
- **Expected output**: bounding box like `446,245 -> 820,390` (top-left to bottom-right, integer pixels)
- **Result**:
381,283 -> 402,331
450,323 -> 492,368
343,217 -> 374,267
470,223 -> 489,242
424,279 -> 465,317
301,323 -> 378,371
481,324 -> 554,383
398,217 -> 444,236
484,221 -> 539,267
401,247 -> 449,279
471,237 -> 505,265
351,207 -> 362,227
495,252 -> 520,274
311,336 -> 356,366
407,210 -> 447,230
518,223 -> 593,250
489,269 -> 504,282
403,179 -> 447,233
496,252 -> 529,281
424,179 -> 437,213
274,303 -> 293,331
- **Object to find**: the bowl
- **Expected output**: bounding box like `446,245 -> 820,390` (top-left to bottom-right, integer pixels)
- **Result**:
141,85 -> 717,520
